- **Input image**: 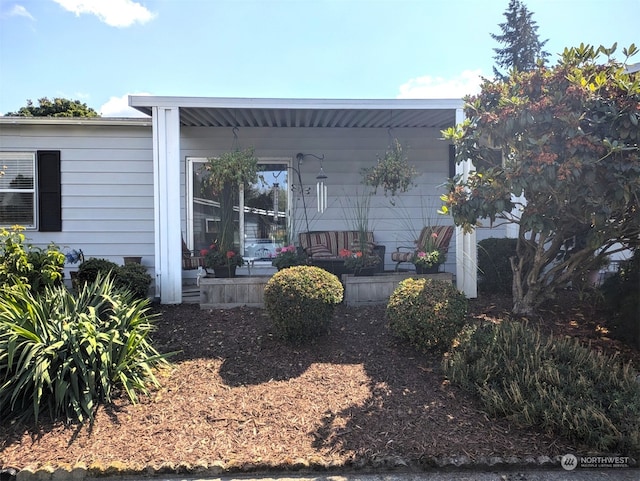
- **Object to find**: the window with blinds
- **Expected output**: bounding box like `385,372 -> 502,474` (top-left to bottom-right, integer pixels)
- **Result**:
0,152 -> 36,228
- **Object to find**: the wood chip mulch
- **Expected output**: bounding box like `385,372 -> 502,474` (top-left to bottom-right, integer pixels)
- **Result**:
1,294 -> 636,472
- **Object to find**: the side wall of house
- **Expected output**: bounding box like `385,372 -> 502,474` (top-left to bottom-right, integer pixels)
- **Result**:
180,126 -> 473,273
0,122 -> 155,282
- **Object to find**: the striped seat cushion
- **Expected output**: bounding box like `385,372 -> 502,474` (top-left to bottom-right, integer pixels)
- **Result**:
299,231 -> 376,258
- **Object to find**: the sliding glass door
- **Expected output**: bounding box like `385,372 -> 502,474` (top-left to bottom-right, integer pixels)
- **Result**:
187,158 -> 290,261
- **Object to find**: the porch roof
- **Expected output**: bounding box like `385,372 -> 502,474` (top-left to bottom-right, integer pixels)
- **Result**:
128,96 -> 462,129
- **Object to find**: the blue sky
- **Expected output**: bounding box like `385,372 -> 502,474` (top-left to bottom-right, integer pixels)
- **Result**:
0,0 -> 638,117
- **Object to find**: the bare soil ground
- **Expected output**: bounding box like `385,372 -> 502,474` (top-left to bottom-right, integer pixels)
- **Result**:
1,293 -> 638,473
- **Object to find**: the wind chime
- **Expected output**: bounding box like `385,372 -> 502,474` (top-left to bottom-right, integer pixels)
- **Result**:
296,152 -> 328,213
316,158 -> 327,213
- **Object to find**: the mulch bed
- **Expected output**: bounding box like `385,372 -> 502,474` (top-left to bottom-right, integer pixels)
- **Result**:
1,294 -> 637,472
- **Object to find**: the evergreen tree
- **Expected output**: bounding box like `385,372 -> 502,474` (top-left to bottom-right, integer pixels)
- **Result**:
491,0 -> 549,79
6,97 -> 99,117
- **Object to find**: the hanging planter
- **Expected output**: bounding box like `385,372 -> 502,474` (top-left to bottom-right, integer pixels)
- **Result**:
202,144 -> 260,253
361,139 -> 417,199
203,147 -> 260,194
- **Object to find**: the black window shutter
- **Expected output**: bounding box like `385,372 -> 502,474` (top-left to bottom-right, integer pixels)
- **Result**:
37,150 -> 62,232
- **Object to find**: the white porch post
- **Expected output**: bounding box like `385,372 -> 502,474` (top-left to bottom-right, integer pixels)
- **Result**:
454,107 -> 477,298
152,106 -> 182,304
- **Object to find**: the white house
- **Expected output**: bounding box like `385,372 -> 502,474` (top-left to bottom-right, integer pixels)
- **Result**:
0,96 -> 488,303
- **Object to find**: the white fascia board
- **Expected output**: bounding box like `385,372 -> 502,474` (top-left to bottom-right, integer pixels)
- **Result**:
128,95 -> 463,111
0,116 -> 152,127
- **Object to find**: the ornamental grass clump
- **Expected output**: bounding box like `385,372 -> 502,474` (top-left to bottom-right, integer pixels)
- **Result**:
386,278 -> 468,353
444,320 -> 640,455
264,265 -> 343,343
0,275 -> 171,424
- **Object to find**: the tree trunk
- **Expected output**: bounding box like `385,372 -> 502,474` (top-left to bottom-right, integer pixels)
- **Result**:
510,258 -> 538,316
510,231 -> 549,317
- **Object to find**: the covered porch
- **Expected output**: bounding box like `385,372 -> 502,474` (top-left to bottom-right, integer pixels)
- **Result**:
129,96 -> 476,304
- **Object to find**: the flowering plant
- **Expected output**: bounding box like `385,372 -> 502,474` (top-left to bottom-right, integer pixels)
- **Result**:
271,245 -> 306,270
200,243 -> 243,269
64,248 -> 84,264
340,248 -> 381,270
412,249 -> 444,268
412,231 -> 445,268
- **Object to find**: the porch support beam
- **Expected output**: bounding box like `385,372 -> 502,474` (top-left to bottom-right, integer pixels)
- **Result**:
152,106 -> 182,304
454,107 -> 477,298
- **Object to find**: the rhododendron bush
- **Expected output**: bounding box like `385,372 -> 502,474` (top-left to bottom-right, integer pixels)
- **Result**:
443,43 -> 640,315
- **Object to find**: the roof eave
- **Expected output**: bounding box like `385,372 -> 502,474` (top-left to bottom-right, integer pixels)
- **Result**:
0,116 -> 152,127
128,95 -> 463,111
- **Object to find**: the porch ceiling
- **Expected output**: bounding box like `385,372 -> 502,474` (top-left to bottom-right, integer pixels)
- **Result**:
129,96 -> 461,129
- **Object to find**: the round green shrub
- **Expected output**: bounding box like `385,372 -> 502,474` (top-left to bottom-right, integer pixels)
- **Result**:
477,237 -> 517,295
264,265 -> 343,342
115,263 -> 153,299
386,278 -> 468,352
76,258 -> 119,287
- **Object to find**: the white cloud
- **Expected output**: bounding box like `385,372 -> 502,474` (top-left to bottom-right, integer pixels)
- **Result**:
99,93 -> 151,117
53,0 -> 156,27
9,5 -> 35,21
397,69 -> 484,99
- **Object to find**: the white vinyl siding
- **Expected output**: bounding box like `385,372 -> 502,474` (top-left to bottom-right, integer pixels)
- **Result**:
0,120 -> 154,278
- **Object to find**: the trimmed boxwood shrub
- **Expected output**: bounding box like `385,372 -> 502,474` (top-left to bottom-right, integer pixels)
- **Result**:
76,258 -> 152,299
264,265 -> 343,343
386,278 -> 468,353
445,320 -> 640,455
76,257 -> 119,286
477,237 -> 517,295
116,263 -> 153,299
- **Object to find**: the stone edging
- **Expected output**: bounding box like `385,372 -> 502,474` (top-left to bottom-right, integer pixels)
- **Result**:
5,455 -> 638,480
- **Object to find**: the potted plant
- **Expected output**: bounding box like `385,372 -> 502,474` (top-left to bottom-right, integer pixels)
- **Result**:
271,245 -> 307,270
201,243 -> 244,278
412,231 -> 445,273
340,248 -> 381,276
361,139 -> 417,202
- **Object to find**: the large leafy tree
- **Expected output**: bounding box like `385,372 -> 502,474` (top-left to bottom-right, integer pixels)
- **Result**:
6,97 -> 99,117
491,0 -> 549,79
443,44 -> 640,316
